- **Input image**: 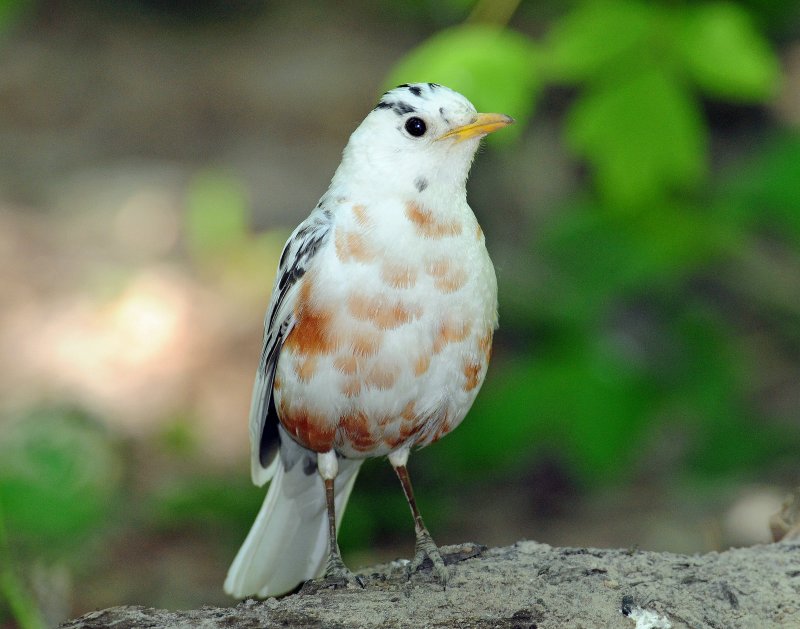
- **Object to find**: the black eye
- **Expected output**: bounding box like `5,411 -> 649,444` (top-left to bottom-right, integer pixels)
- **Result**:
405,117 -> 427,137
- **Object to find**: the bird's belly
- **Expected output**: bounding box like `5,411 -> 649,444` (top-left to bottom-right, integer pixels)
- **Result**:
274,217 -> 497,458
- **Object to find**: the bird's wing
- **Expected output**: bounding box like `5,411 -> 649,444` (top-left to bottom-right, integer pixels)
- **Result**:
249,205 -> 333,486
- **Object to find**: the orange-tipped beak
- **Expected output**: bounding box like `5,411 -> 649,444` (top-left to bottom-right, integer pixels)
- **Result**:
437,113 -> 515,142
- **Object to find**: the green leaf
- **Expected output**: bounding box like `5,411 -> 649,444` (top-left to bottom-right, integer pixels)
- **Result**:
719,134 -> 800,241
543,0 -> 654,82
566,68 -> 706,207
384,24 -> 541,140
678,2 -> 780,101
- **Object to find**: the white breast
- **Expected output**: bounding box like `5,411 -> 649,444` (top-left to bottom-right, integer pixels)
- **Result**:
274,195 -> 497,458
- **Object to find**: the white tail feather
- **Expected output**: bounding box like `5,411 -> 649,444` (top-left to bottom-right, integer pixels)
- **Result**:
224,457 -> 362,598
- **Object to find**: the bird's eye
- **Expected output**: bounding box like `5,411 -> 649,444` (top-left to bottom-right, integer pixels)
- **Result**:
404,117 -> 427,137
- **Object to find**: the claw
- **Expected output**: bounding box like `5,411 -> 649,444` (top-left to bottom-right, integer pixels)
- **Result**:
323,553 -> 364,589
301,557 -> 365,594
409,529 -> 449,587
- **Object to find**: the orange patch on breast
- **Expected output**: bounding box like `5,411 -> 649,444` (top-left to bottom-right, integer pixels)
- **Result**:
280,402 -> 335,452
384,401 -> 424,449
389,418 -> 424,448
352,204 -> 370,227
350,328 -> 383,357
339,411 -> 377,452
335,227 -> 377,263
463,360 -> 482,391
341,378 -> 361,397
425,257 -> 467,293
433,320 -> 471,354
284,276 -> 338,357
366,363 -> 398,390
413,353 -> 431,376
425,257 -> 451,278
478,329 -> 494,362
476,224 -> 484,240
434,268 -> 467,293
334,355 -> 359,375
347,292 -> 420,330
293,355 -> 318,383
380,261 -> 418,289
405,201 -> 462,238
431,416 -> 453,443
417,408 -> 452,445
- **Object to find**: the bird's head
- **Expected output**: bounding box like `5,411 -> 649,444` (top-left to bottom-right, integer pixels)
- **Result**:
334,83 -> 514,201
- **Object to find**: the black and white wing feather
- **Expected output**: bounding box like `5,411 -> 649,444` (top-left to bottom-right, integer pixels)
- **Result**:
249,205 -> 333,486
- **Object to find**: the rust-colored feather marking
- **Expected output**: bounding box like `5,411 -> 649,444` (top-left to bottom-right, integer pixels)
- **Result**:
334,355 -> 359,375
293,355 -> 318,383
463,360 -> 482,392
352,204 -> 370,227
341,378 -> 361,398
434,267 -> 467,293
350,328 -> 383,357
365,363 -> 398,390
425,257 -> 468,293
433,320 -> 471,354
413,353 -> 431,376
347,292 -> 420,330
476,224 -> 484,240
420,408 -> 452,444
478,329 -> 494,362
284,276 -> 338,356
405,201 -> 462,238
425,257 -> 451,278
390,416 -> 424,448
401,400 -> 416,421
335,227 -> 377,263
339,411 -> 376,452
432,415 -> 453,443
380,261 -> 418,289
280,402 -> 334,452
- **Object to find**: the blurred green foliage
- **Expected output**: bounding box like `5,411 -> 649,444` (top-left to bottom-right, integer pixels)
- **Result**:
0,408 -> 121,557
381,0 -> 800,497
0,0 -> 32,36
0,409 -> 121,628
186,171 -> 251,257
185,169 -> 289,302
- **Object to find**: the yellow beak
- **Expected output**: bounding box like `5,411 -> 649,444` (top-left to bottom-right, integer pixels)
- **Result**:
437,112 -> 515,142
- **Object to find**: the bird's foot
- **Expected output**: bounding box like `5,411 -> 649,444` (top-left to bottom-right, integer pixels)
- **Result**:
303,554 -> 364,593
408,529 -> 449,587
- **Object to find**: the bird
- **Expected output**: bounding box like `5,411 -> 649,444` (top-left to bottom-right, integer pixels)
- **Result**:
224,82 -> 513,599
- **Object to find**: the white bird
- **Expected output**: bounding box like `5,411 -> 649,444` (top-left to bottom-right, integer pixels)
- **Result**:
224,82 -> 513,599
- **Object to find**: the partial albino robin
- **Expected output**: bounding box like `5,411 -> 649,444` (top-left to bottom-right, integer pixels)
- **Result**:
224,83 -> 513,598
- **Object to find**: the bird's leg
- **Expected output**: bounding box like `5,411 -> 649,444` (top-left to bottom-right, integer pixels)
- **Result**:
389,448 -> 449,587
316,450 -> 361,588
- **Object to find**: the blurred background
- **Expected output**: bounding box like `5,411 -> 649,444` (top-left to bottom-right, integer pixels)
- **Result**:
1,0 -> 799,625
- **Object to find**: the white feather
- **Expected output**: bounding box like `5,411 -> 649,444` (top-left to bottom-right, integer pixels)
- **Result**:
224,455 -> 362,598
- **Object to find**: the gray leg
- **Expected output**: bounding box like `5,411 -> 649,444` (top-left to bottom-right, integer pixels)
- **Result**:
316,451 -> 362,588
390,450 -> 449,587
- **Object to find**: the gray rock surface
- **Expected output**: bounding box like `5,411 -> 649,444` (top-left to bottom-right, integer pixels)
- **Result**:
60,540 -> 800,628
